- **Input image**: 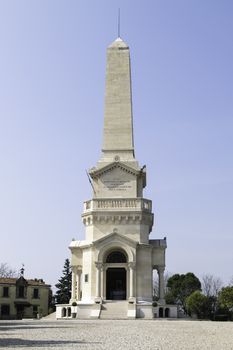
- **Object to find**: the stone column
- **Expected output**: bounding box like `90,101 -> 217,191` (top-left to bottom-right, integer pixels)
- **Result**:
158,266 -> 165,305
128,262 -> 136,300
70,266 -> 78,302
76,267 -> 82,301
102,265 -> 107,300
95,262 -> 103,301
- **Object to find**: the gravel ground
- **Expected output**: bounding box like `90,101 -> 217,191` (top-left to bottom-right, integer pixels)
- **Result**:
0,319 -> 233,350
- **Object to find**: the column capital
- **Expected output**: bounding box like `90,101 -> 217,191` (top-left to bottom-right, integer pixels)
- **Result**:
77,266 -> 82,275
71,265 -> 78,273
157,266 -> 165,274
128,261 -> 136,270
95,262 -> 103,270
71,265 -> 82,273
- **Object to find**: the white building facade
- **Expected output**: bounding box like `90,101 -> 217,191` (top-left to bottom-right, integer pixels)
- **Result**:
56,37 -> 177,319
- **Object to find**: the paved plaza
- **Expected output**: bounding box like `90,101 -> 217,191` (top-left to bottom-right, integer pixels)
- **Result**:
0,319 -> 233,350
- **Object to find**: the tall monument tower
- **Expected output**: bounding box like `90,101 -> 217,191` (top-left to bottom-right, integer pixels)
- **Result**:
57,37 -> 168,319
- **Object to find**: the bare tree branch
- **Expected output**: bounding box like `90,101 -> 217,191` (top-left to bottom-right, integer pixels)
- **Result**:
0,263 -> 17,278
202,274 -> 222,297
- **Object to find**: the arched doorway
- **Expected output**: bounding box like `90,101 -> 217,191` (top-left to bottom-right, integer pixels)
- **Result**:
165,308 -> 170,318
159,307 -> 164,318
62,308 -> 66,317
105,250 -> 127,300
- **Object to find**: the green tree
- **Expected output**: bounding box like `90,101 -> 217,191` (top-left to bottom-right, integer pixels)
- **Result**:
55,259 -> 72,304
166,273 -> 201,309
48,289 -> 56,313
186,291 -> 215,319
218,286 -> 233,311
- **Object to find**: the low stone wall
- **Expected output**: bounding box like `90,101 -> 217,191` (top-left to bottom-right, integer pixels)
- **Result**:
56,303 -> 101,319
56,303 -> 178,319
153,305 -> 178,318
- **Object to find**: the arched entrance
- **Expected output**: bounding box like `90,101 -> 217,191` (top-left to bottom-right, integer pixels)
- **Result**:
105,250 -> 127,300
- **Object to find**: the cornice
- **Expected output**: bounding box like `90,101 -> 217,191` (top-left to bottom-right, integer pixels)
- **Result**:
82,212 -> 154,227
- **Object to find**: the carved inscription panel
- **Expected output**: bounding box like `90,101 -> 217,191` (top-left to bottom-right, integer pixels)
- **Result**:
96,167 -> 137,198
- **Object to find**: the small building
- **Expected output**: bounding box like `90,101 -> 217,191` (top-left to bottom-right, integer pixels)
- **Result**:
0,276 -> 51,319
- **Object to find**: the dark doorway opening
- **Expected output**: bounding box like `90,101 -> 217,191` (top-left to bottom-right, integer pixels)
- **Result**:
159,307 -> 164,318
106,268 -> 126,300
16,305 -> 25,319
165,308 -> 170,317
1,305 -> 10,317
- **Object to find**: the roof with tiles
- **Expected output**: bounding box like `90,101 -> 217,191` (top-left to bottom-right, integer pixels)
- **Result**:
0,277 -> 50,287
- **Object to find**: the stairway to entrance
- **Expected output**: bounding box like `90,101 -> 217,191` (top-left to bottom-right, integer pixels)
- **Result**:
100,301 -> 128,319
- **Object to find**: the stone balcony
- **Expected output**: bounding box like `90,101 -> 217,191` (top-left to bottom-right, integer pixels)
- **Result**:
83,198 -> 152,214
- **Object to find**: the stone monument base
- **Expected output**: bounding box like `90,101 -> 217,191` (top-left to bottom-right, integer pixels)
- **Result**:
56,301 -> 178,319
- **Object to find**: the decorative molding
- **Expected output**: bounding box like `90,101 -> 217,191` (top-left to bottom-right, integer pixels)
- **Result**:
82,213 -> 153,226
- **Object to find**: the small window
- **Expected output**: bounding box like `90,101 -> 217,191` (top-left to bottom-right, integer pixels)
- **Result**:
84,274 -> 88,283
3,287 -> 9,298
33,288 -> 39,299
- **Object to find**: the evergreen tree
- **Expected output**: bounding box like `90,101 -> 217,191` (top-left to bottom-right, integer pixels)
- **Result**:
218,286 -> 233,311
166,272 -> 201,310
55,259 -> 72,304
186,291 -> 215,319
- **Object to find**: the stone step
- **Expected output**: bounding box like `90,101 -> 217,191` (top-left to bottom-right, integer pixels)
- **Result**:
100,301 -> 128,319
100,315 -> 128,318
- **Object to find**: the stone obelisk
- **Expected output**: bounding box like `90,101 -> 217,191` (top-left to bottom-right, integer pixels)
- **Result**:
56,36 -> 173,320
102,38 -> 134,162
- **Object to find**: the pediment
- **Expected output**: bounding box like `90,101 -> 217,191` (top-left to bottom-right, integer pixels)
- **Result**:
89,161 -> 140,179
93,231 -> 138,248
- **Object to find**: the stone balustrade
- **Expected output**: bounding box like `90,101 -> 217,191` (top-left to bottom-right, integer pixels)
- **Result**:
83,198 -> 152,213
149,239 -> 167,247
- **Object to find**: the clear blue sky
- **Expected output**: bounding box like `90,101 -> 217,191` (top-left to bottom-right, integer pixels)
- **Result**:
0,0 -> 232,289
